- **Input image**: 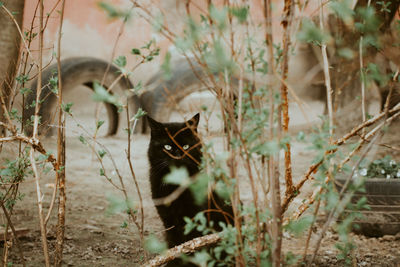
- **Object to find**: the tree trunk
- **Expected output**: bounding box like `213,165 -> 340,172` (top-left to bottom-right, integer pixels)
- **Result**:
308,0 -> 399,134
0,0 -> 25,135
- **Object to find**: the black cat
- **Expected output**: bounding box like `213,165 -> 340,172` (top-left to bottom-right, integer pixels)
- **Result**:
147,114 -> 234,266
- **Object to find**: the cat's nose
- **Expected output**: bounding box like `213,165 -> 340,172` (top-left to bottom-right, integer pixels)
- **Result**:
175,149 -> 183,157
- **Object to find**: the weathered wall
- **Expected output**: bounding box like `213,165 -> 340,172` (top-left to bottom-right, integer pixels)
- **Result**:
22,0 -> 304,82
0,0 -> 25,107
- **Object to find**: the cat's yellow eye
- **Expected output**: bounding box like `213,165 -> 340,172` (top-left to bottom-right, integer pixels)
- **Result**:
164,145 -> 172,151
183,144 -> 190,150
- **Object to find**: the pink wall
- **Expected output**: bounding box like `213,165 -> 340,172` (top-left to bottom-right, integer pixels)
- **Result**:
22,0 -> 318,81
23,0 -> 164,80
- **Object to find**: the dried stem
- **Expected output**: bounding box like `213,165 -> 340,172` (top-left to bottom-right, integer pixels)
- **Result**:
359,0 -> 372,134
54,1 -> 67,265
1,202 -> 25,267
264,0 -> 283,265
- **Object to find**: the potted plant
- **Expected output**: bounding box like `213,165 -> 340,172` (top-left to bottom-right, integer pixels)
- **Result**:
335,156 -> 400,237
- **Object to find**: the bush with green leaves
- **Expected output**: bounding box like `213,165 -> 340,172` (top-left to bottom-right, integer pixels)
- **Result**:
358,156 -> 400,179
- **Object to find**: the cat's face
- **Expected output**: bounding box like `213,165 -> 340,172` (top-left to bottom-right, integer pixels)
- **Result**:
147,114 -> 202,172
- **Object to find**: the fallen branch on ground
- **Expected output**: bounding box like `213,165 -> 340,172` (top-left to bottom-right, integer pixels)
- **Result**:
142,233 -> 221,267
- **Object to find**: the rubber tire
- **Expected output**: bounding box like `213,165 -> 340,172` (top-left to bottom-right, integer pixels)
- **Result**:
24,57 -> 140,136
140,59 -> 238,133
335,178 -> 400,237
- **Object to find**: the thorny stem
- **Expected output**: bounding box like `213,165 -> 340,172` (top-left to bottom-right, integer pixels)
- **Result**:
54,1 -> 67,266
280,0 -> 295,207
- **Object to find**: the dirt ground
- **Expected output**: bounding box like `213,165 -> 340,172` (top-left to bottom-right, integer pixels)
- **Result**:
2,92 -> 400,266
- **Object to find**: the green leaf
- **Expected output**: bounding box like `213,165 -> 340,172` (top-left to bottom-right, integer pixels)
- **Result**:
161,51 -> 172,80
204,39 -> 236,74
144,235 -> 167,253
209,4 -> 228,30
132,108 -> 147,120
78,135 -> 87,145
106,194 -> 134,215
120,221 -> 128,228
338,47 -> 354,59
114,55 -> 127,68
296,131 -> 306,142
330,0 -> 354,25
129,81 -> 143,95
98,1 -> 130,20
189,173 -> 209,205
230,6 -> 249,24
98,149 -> 106,158
284,215 -> 314,237
141,39 -> 153,50
164,167 -> 190,186
252,140 -> 280,156
92,81 -> 122,108
191,251 -> 211,266
61,102 -> 73,114
19,87 -> 31,95
297,18 -> 331,45
131,48 -> 141,55
184,217 -> 196,235
96,120 -> 105,129
16,74 -> 28,84
366,63 -> 389,87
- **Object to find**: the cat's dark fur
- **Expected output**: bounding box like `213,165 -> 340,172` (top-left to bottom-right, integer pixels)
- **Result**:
147,114 -> 234,266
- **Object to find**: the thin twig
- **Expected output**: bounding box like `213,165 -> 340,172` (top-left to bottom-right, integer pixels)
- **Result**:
125,102 -> 145,251
31,1 -> 50,265
318,0 -> 333,136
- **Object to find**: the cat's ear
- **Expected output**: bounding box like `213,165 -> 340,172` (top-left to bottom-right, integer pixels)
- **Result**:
147,115 -> 163,131
187,113 -> 200,128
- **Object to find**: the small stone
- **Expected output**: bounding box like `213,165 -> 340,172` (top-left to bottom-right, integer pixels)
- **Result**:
325,250 -> 334,255
395,232 -> 400,240
382,235 -> 395,242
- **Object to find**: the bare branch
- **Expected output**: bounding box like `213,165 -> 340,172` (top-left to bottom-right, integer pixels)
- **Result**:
142,233 -> 221,267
